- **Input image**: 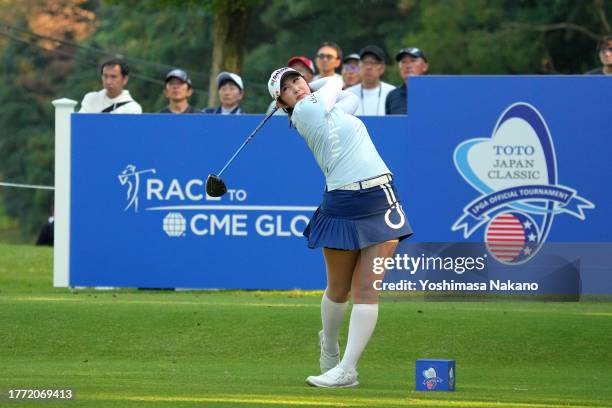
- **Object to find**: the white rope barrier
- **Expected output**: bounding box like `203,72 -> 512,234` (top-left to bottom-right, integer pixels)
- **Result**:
0,181 -> 55,190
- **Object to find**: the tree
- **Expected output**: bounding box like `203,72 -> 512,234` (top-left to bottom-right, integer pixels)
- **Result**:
60,1 -> 214,112
0,22 -> 55,237
392,0 -> 611,75
0,0 -> 609,240
208,0 -> 255,107
0,0 -> 96,238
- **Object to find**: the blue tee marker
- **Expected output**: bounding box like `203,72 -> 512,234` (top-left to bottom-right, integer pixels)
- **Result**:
415,359 -> 455,391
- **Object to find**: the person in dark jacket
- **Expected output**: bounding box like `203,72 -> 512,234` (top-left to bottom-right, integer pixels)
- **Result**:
159,69 -> 200,114
203,72 -> 245,114
385,47 -> 428,115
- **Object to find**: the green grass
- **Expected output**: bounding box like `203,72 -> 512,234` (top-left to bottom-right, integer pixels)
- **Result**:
1,243 -> 611,407
0,201 -> 25,244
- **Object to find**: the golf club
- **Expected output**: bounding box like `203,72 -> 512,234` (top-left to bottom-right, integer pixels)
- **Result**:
206,107 -> 279,197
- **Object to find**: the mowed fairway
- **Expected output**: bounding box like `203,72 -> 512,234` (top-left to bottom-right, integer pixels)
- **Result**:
1,244 -> 611,408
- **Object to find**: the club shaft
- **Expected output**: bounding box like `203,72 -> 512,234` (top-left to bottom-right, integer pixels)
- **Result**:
217,107 -> 279,177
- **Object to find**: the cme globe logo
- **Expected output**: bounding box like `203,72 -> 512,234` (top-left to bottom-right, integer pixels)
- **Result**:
452,102 -> 594,265
163,212 -> 186,237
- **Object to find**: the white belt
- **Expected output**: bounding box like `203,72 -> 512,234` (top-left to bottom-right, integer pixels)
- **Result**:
337,174 -> 392,191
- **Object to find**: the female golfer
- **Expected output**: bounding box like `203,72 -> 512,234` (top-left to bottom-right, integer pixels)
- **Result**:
268,67 -> 413,388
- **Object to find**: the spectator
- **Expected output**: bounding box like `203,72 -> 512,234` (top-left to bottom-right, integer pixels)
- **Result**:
585,35 -> 612,75
342,53 -> 361,88
159,69 -> 199,113
386,47 -> 429,115
79,59 -> 142,113
266,56 -> 316,115
288,55 -> 316,82
346,45 -> 394,116
203,72 -> 244,114
313,41 -> 343,81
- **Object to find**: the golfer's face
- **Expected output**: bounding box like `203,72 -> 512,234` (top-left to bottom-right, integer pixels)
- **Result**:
102,64 -> 128,99
165,78 -> 192,102
280,75 -> 310,108
399,55 -> 428,79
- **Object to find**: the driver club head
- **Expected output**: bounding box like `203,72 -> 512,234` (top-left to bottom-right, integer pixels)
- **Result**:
205,173 -> 227,197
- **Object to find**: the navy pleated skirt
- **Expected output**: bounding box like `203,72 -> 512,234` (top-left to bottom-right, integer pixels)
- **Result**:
303,181 -> 413,250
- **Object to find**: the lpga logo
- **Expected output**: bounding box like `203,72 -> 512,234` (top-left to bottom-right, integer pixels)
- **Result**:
452,102 -> 594,265
118,164 -> 156,212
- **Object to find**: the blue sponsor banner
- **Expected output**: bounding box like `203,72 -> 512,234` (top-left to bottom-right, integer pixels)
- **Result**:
404,76 -> 609,245
70,76 -> 612,292
70,114 -> 411,289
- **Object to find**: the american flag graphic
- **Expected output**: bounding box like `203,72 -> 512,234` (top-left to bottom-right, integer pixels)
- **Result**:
485,211 -> 540,264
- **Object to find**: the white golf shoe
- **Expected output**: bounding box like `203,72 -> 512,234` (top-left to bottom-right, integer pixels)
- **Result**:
318,330 -> 340,373
306,365 -> 359,388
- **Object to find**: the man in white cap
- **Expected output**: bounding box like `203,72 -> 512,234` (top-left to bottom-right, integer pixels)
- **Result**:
203,72 -> 244,114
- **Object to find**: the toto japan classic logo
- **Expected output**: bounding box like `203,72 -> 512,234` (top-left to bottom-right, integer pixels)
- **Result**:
452,102 -> 594,265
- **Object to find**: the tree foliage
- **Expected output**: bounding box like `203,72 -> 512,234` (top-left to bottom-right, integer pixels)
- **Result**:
0,0 -> 609,240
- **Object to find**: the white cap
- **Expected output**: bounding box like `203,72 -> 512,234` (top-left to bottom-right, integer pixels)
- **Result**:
216,71 -> 244,91
268,67 -> 301,100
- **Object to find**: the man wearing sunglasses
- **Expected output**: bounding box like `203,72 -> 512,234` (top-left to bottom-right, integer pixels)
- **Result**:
385,47 -> 429,115
313,41 -> 344,82
585,36 -> 612,75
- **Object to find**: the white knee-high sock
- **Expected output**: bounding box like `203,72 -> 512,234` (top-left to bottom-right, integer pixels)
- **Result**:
321,293 -> 349,355
339,303 -> 379,371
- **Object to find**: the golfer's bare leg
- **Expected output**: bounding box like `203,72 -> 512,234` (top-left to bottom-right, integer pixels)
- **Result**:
318,248 -> 359,364
323,247 -> 358,302
339,239 -> 399,372
351,240 -> 398,304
